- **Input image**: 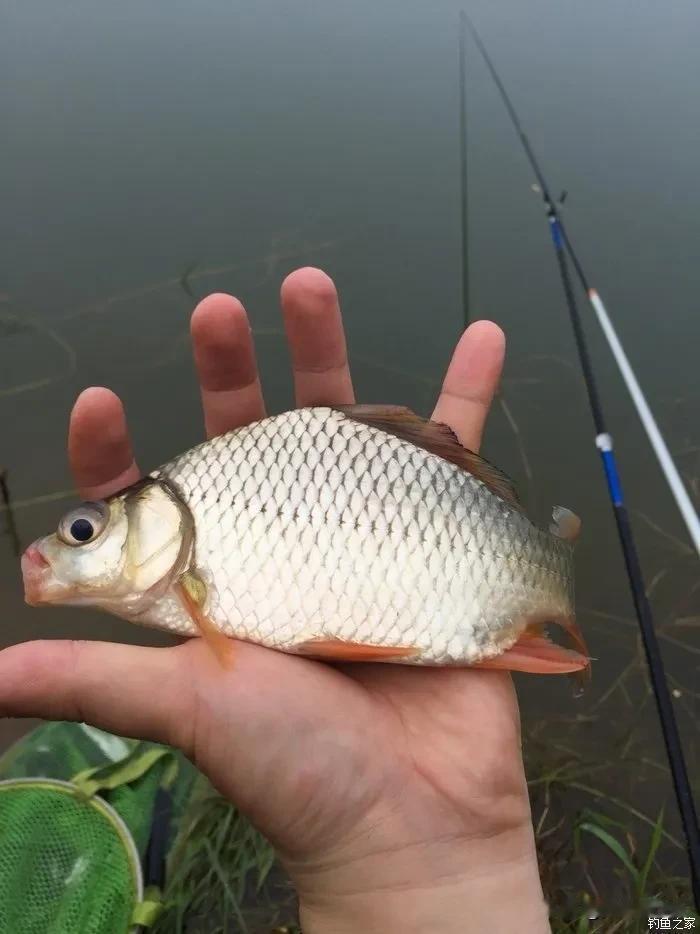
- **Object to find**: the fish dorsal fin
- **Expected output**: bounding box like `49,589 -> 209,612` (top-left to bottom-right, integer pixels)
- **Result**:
335,404 -> 522,511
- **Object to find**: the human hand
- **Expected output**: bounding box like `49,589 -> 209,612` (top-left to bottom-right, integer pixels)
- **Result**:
1,268 -> 549,933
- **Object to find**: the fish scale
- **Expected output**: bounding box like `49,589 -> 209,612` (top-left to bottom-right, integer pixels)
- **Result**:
138,406 -> 575,665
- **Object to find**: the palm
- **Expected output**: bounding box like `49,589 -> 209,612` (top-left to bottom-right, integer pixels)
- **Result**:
166,640 -> 523,865
1,267 -> 525,871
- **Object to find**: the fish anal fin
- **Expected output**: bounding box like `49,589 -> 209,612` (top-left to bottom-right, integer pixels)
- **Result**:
335,404 -> 522,511
175,574 -> 234,670
473,617 -> 591,682
293,637 -> 421,662
473,637 -> 588,675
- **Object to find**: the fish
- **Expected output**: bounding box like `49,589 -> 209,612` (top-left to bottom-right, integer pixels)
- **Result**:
21,405 -> 589,675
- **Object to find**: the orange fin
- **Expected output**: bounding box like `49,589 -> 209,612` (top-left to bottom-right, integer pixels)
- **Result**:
335,404 -> 522,511
473,618 -> 591,681
473,637 -> 587,674
175,580 -> 234,670
293,637 -> 421,662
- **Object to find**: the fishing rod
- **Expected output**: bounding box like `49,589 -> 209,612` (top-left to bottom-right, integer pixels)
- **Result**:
0,469 -> 21,556
458,11 -> 470,327
461,12 -> 700,558
461,10 -> 700,909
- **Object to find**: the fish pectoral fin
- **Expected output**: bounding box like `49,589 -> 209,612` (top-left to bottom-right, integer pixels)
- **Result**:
473,619 -> 590,680
175,573 -> 234,670
292,637 -> 421,662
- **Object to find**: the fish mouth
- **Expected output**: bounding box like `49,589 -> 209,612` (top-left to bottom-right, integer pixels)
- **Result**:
21,544 -> 74,606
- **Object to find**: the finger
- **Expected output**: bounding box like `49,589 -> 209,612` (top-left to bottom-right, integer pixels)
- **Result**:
280,267 -> 355,406
431,320 -> 505,452
191,293 -> 265,438
0,640 -> 194,750
68,387 -> 141,500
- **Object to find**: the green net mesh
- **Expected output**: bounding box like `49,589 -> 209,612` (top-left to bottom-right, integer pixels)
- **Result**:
0,723 -> 198,934
0,780 -> 138,934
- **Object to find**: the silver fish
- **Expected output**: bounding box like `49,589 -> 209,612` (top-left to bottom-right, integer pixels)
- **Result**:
21,406 -> 588,673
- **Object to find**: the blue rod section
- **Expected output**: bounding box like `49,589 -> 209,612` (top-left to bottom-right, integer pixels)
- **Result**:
599,450 -> 624,507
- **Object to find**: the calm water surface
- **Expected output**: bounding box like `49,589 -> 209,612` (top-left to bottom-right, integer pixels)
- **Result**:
1,0 -> 698,890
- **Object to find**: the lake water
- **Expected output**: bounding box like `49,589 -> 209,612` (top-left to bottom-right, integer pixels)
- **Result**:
1,0 -> 698,907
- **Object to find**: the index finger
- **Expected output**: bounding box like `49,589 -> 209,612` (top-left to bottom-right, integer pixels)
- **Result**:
431,320 -> 505,452
68,387 -> 141,500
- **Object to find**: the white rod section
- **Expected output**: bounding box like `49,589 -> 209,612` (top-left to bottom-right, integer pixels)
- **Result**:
587,287 -> 700,555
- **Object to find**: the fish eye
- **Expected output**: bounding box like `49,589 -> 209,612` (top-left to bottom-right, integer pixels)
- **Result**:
57,502 -> 109,547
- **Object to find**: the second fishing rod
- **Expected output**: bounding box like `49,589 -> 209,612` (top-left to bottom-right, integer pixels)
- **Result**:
549,206 -> 700,911
461,10 -> 700,909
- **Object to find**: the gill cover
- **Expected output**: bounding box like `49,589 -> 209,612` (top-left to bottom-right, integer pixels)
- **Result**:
122,480 -> 193,597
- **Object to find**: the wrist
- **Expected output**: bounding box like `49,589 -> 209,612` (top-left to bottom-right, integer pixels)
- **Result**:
290,822 -> 549,934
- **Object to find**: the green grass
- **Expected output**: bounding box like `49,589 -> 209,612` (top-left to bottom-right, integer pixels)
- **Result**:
154,779 -> 296,934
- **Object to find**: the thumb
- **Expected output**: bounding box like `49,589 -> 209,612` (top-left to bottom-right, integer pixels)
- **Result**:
0,640 -> 193,750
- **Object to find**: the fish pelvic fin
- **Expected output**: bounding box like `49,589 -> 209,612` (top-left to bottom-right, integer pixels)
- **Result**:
292,637 -> 421,662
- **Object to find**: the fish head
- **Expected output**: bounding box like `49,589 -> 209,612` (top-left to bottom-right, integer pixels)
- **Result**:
21,480 -> 193,617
